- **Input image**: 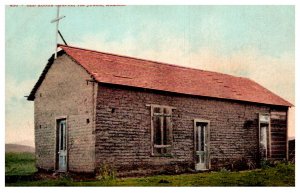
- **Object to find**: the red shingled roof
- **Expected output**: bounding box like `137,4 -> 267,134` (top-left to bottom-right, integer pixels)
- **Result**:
28,44 -> 292,107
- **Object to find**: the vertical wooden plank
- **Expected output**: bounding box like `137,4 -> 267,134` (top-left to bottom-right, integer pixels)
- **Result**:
150,106 -> 154,156
199,125 -> 202,152
207,122 -> 210,169
63,121 -> 66,151
160,107 -> 164,147
268,114 -> 272,159
59,122 -> 62,151
193,120 -> 197,165
165,108 -> 172,146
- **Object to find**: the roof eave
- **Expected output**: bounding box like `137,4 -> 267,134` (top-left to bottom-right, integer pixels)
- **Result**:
97,82 -> 292,108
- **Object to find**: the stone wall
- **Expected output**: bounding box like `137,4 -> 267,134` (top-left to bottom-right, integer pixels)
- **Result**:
95,84 -> 288,175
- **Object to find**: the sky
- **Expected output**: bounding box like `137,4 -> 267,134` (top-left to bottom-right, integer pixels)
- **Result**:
5,5 -> 295,146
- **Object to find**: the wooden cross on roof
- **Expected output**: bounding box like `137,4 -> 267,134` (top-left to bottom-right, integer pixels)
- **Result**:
51,6 -> 66,59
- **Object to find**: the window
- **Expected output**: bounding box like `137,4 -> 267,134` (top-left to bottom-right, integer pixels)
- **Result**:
149,105 -> 175,156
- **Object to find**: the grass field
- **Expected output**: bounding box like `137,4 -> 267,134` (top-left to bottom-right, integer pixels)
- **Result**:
5,152 -> 295,186
5,152 -> 37,176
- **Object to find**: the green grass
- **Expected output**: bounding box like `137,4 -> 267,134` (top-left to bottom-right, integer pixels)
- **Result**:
5,152 -> 37,176
5,152 -> 295,186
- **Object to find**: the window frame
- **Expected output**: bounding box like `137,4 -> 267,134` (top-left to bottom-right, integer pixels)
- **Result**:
146,104 -> 176,156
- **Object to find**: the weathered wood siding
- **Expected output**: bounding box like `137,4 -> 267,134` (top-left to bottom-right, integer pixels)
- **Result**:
270,111 -> 288,160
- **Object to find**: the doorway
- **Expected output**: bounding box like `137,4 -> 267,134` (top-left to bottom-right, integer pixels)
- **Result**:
258,113 -> 270,160
56,118 -> 67,172
194,119 -> 210,171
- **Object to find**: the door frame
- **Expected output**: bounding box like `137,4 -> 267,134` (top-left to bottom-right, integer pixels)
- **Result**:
55,116 -> 68,172
258,113 -> 271,160
194,119 -> 210,171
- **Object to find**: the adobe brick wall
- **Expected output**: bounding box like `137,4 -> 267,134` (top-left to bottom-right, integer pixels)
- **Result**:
95,84 -> 287,174
34,54 -> 96,172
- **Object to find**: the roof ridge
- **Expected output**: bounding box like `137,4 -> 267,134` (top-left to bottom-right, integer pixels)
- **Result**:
58,44 -> 243,79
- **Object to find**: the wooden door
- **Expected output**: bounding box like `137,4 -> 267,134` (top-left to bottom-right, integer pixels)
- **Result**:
194,120 -> 210,170
258,114 -> 270,160
57,119 -> 67,172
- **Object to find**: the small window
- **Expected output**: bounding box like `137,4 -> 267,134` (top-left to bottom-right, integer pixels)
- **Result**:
150,105 -> 174,156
